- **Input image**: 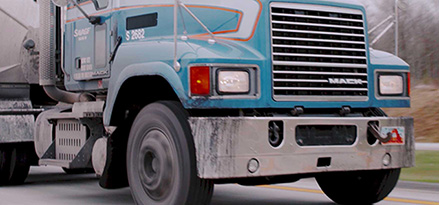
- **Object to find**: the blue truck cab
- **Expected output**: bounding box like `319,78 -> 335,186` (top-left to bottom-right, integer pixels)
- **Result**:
7,0 -> 413,204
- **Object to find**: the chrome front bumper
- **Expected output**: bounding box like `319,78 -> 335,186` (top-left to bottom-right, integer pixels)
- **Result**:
189,116 -> 415,179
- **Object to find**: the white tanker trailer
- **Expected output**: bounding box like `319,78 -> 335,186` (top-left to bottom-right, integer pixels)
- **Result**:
0,0 -> 45,184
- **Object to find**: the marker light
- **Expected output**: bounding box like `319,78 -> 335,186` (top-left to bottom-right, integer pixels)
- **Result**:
379,75 -> 404,95
407,72 -> 411,96
218,71 -> 250,93
190,66 -> 210,96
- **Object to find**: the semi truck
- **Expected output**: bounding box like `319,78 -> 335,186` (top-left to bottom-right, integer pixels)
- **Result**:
0,0 -> 414,204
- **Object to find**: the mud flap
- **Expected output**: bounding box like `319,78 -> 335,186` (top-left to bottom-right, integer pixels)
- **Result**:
99,124 -> 129,189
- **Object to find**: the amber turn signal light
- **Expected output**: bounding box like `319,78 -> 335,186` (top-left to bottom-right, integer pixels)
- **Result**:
190,66 -> 210,96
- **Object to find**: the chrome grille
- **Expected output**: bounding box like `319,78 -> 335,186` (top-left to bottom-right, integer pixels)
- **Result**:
270,3 -> 368,101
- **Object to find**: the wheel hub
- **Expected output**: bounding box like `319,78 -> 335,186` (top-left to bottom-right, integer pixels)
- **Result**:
139,129 -> 175,201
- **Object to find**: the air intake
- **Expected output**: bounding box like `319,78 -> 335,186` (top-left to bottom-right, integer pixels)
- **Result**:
270,3 -> 368,101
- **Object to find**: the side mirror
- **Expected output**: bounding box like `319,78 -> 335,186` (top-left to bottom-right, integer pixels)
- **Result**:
51,0 -> 68,7
91,0 -> 109,10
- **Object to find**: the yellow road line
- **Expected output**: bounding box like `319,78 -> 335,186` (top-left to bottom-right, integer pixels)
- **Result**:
385,197 -> 439,205
258,185 -> 439,205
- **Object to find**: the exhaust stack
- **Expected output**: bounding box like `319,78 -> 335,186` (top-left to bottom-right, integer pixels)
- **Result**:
39,0 -> 93,103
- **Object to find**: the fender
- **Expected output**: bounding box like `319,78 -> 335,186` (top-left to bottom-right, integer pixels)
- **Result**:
104,61 -> 186,126
370,49 -> 409,68
103,36 -> 265,126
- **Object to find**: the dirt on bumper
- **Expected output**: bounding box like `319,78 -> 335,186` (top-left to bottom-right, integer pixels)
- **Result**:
189,116 -> 415,179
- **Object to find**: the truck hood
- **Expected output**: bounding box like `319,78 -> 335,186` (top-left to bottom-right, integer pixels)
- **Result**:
316,0 -> 364,7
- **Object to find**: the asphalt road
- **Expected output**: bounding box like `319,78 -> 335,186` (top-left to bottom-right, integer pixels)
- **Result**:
0,166 -> 438,205
416,143 -> 439,151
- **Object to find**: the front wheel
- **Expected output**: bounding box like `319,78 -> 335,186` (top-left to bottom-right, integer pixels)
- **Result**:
127,101 -> 213,205
316,169 -> 401,204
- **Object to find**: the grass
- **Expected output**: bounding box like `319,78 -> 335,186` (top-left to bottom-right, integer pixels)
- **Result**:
384,85 -> 439,143
400,150 -> 439,183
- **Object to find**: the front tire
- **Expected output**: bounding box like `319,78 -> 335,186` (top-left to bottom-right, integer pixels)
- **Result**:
316,169 -> 401,204
127,101 -> 213,205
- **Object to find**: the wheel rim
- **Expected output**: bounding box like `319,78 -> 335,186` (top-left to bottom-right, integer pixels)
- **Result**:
138,129 -> 176,201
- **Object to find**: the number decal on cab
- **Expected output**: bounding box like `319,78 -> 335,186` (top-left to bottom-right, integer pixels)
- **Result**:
126,29 -> 145,41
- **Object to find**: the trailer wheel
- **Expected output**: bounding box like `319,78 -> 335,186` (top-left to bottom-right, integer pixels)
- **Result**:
0,144 -> 31,185
316,169 -> 400,204
0,147 -> 12,185
127,101 -> 213,205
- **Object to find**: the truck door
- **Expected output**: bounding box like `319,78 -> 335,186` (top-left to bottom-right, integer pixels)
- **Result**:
66,0 -> 112,82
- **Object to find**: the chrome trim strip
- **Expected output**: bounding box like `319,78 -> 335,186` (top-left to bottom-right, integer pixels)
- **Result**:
272,36 -> 365,44
271,12 -> 364,23
272,20 -> 364,30
273,70 -> 368,76
274,95 -> 368,102
273,45 -> 366,52
270,3 -> 364,15
273,61 -> 368,68
272,28 -> 365,37
274,87 -> 368,91
274,79 -> 368,84
274,79 -> 328,83
273,53 -> 367,60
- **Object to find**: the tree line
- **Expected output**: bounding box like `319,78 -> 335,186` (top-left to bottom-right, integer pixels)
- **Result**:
361,0 -> 439,84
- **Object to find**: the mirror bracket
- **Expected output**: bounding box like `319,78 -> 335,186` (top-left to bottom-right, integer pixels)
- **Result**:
52,0 -> 102,25
89,16 -> 103,25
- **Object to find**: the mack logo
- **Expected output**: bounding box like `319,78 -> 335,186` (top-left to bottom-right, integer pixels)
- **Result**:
328,78 -> 363,85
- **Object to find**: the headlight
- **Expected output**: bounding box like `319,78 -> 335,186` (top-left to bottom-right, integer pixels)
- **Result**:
218,71 -> 250,93
379,75 -> 403,95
